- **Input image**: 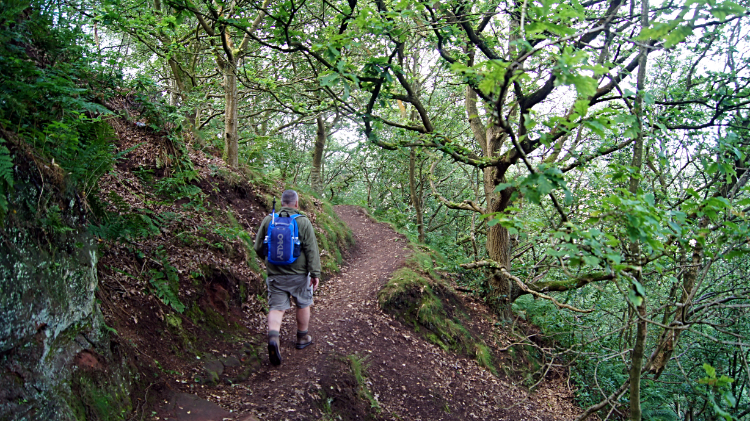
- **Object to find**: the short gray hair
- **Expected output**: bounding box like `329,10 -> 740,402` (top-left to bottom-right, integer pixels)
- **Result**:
281,190 -> 298,206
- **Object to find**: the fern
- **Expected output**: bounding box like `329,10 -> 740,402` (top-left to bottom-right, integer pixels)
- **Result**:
642,409 -> 679,421
0,141 -> 13,189
0,140 -> 14,220
90,209 -> 165,241
155,169 -> 203,202
148,253 -> 185,313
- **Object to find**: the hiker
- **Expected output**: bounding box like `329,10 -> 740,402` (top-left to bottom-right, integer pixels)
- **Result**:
253,189 -> 321,366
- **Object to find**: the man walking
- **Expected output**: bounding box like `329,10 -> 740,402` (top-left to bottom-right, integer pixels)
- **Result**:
254,190 -> 321,366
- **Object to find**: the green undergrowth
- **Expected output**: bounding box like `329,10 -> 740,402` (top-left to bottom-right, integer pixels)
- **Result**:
299,194 -> 354,276
378,247 -> 497,375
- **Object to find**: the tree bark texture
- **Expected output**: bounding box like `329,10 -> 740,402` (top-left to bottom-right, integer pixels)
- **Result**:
486,187 -> 518,318
311,114 -> 326,193
647,217 -> 707,377
223,65 -> 239,168
409,148 -> 425,242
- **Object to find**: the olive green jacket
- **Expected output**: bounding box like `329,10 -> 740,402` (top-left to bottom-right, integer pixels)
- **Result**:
253,207 -> 322,278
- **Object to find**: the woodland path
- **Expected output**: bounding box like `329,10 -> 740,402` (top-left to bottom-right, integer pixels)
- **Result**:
157,206 -> 575,421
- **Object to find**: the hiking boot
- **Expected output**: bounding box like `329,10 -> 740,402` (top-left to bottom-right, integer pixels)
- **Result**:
296,333 -> 313,349
268,336 -> 282,366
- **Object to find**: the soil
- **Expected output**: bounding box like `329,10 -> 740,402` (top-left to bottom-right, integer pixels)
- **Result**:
148,206 -> 585,421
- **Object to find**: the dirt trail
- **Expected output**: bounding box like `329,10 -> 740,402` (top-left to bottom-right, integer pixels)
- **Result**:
157,206 -> 578,420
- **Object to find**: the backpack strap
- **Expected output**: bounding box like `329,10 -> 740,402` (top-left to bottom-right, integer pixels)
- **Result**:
279,209 -> 301,217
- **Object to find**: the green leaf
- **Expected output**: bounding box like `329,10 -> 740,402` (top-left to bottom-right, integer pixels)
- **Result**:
570,75 -> 598,97
724,249 -> 748,259
525,22 -> 549,35
494,182 -> 514,192
582,255 -> 600,267
711,1 -> 746,20
0,142 -> 13,189
628,289 -> 643,307
664,25 -> 693,48
573,99 -> 589,117
319,73 -> 340,87
703,363 -> 717,379
638,22 -> 676,41
632,279 -> 646,297
722,390 -> 737,407
584,119 -> 607,137
478,77 -> 497,96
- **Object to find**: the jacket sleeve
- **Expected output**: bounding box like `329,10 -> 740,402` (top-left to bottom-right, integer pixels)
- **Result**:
300,218 -> 322,278
253,216 -> 270,258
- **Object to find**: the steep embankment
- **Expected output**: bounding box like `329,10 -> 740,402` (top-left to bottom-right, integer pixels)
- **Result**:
86,97 -> 352,419
0,90 -> 351,420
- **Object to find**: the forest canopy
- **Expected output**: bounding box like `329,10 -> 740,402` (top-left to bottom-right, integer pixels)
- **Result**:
2,0 -> 750,418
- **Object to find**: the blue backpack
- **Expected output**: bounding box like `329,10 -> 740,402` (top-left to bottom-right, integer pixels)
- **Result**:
263,205 -> 303,265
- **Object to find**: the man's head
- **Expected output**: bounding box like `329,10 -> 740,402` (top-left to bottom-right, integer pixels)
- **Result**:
281,190 -> 299,208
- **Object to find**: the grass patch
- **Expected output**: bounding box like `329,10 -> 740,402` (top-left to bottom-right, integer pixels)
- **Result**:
347,353 -> 380,413
300,193 -> 352,277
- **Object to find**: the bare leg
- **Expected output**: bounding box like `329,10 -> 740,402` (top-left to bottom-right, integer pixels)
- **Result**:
267,309 -> 284,366
296,306 -> 310,332
268,310 -> 284,332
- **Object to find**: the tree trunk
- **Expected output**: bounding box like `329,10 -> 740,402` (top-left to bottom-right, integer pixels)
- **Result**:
647,217 -> 707,377
465,85 -> 518,317
629,297 -> 647,421
311,114 -> 326,193
223,62 -> 239,168
409,148 -> 424,242
485,184 -> 518,318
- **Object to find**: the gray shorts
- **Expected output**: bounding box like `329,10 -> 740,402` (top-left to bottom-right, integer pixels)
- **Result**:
266,274 -> 313,311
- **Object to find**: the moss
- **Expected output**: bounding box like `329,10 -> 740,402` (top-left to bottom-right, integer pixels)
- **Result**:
165,313 -> 195,352
406,251 -> 432,272
424,332 -> 448,351
474,343 -> 497,375
320,219 -> 337,244
347,353 -> 380,413
165,313 -> 181,329
379,267 -> 496,374
185,304 -> 206,325
203,306 -> 229,331
322,259 -> 339,273
246,255 -> 261,273
71,369 -> 133,421
405,248 -> 446,279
